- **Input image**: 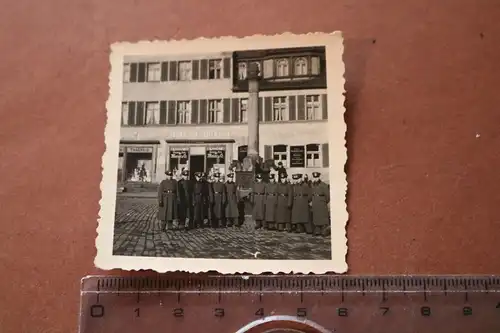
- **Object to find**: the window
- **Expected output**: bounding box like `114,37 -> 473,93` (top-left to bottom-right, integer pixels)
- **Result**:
238,62 -> 247,80
294,57 -> 308,75
276,59 -> 289,77
178,61 -> 192,81
147,63 -> 161,82
177,101 -> 191,124
240,99 -> 248,123
145,102 -> 160,125
272,97 -> 287,121
123,63 -> 131,83
273,145 -> 288,167
208,100 -> 222,124
121,102 -> 129,125
306,144 -> 321,167
306,95 -> 321,120
208,59 -> 222,79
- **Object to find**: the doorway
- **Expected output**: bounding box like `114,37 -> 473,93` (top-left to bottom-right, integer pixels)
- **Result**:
189,155 -> 205,179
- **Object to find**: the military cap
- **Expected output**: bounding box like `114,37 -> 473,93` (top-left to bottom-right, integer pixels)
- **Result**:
277,161 -> 283,166
181,170 -> 189,176
213,172 -> 220,178
312,172 -> 321,178
194,172 -> 202,177
255,174 -> 263,179
292,174 -> 300,180
226,173 -> 234,178
279,172 -> 288,178
268,173 -> 275,179
165,170 -> 173,176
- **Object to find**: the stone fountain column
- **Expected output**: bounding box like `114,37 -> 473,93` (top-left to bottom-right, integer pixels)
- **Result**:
243,62 -> 261,170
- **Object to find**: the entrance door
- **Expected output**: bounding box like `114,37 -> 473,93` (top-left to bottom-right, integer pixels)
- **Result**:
189,155 -> 205,179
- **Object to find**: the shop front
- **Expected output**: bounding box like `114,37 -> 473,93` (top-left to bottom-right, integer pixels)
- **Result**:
166,141 -> 232,179
118,143 -> 157,183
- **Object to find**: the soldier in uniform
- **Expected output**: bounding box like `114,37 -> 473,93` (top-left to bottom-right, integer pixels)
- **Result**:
276,162 -> 286,182
310,172 -> 330,236
303,174 -> 311,186
177,169 -> 193,230
264,173 -> 278,230
250,173 -> 266,229
157,170 -> 178,231
192,172 -> 208,229
276,172 -> 293,232
291,173 -> 312,234
203,172 -> 213,227
210,172 -> 226,228
224,173 -> 239,227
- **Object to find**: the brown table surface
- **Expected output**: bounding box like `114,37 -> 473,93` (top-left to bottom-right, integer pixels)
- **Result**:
1,0 -> 499,332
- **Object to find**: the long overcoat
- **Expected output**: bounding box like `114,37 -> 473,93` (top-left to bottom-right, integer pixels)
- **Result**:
157,179 -> 178,221
310,181 -> 330,226
192,180 -> 208,221
177,179 -> 193,220
251,181 -> 266,221
264,182 -> 279,222
291,182 -> 311,224
210,181 -> 227,219
275,183 -> 292,223
224,182 -> 239,219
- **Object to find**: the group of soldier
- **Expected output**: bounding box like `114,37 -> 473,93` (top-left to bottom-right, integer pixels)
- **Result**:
157,168 -> 331,237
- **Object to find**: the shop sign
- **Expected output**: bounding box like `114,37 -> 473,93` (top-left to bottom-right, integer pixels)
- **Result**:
207,147 -> 225,159
127,146 -> 153,153
170,148 -> 189,159
290,145 -> 305,168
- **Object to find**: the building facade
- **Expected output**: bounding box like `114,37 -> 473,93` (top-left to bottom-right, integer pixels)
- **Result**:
118,46 -> 331,184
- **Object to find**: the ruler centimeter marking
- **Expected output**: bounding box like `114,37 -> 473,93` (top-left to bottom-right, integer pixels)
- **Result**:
80,276 -> 500,333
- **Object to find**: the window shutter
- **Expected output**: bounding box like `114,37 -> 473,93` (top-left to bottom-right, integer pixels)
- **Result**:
200,60 -> 208,80
263,59 -> 274,78
160,62 -> 168,81
137,63 -> 146,82
321,94 -> 328,120
128,101 -> 136,125
136,102 -> 145,125
231,98 -> 239,123
199,99 -> 207,123
264,97 -> 272,122
322,143 -> 329,167
223,57 -> 231,79
169,62 -> 177,81
192,60 -> 200,80
223,98 -> 230,123
191,100 -> 199,124
130,63 -> 138,82
159,101 -> 167,124
297,95 -> 305,120
258,97 -> 263,121
264,145 -> 272,160
288,96 -> 296,121
167,101 -> 176,124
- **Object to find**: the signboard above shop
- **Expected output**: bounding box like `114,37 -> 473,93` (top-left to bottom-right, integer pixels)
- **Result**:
127,146 -> 154,154
170,148 -> 189,159
290,145 -> 305,168
206,147 -> 225,159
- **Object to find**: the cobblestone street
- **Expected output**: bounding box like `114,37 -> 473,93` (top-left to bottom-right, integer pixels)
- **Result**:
113,196 -> 331,260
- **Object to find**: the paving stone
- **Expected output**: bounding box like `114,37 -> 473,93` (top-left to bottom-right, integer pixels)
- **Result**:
112,197 -> 331,260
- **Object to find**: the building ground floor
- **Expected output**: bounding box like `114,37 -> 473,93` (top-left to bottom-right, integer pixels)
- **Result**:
118,121 -> 332,184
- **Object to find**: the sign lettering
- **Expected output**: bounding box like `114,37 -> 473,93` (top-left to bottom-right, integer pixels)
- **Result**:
170,148 -> 189,159
207,148 -> 225,159
290,145 -> 305,168
127,147 -> 153,153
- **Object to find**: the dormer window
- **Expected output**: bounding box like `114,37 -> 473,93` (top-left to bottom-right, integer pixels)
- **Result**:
276,59 -> 289,77
294,57 -> 308,76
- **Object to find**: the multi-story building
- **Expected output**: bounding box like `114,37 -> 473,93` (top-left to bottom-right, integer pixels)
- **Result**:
118,46 -> 331,184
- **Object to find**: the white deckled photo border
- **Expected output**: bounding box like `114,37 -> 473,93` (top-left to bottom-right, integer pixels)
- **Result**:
95,32 -> 348,274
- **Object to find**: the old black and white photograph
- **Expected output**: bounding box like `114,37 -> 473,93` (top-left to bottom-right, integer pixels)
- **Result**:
96,33 -> 347,273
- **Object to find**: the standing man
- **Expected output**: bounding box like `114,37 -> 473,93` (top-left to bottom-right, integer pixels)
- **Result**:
210,172 -> 227,228
264,173 -> 279,230
202,172 -> 212,227
310,172 -> 330,236
276,162 -> 286,182
192,172 -> 208,229
275,172 -> 292,232
291,174 -> 311,234
177,169 -> 193,230
157,170 -> 178,231
250,173 -> 266,230
224,173 -> 239,227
